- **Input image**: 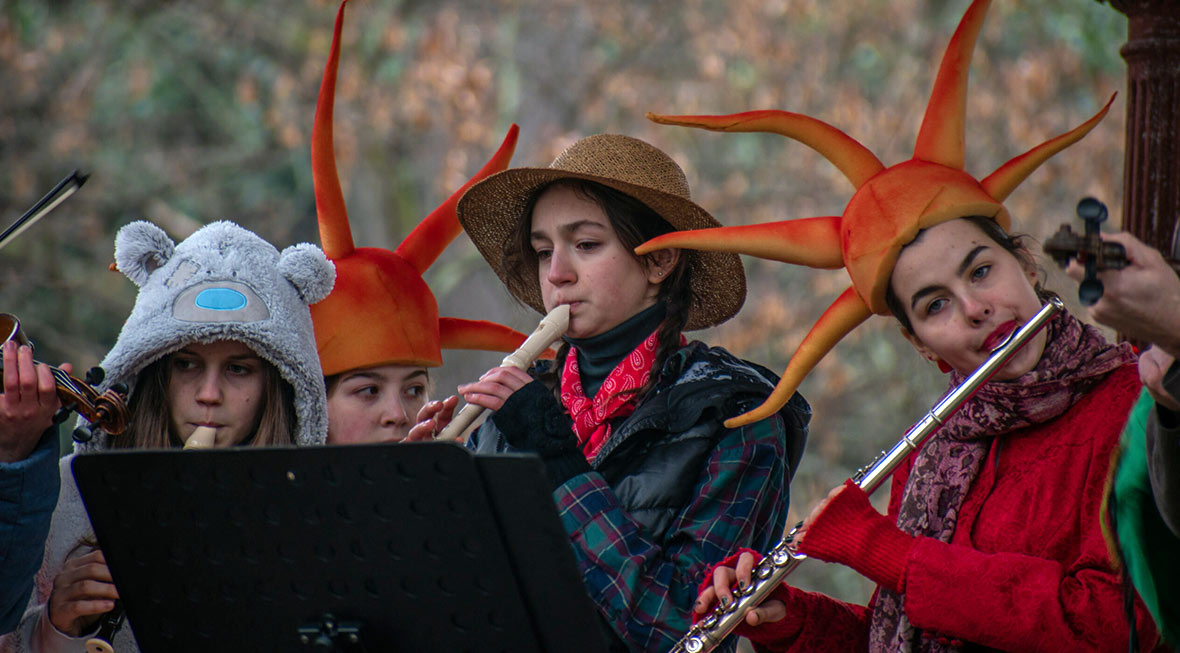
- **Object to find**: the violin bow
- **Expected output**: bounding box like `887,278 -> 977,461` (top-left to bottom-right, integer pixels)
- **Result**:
0,170 -> 89,251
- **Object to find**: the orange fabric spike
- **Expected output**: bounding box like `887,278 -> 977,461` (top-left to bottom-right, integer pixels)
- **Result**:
440,318 -> 552,359
310,1 -> 527,376
734,287 -> 872,427
399,125 -> 519,274
312,0 -> 353,261
646,111 -> 883,189
912,0 -> 990,169
637,216 -> 844,268
982,94 -> 1116,201
643,0 -> 1112,427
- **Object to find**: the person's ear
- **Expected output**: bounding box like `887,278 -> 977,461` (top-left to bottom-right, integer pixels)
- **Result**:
1023,259 -> 1039,287
645,247 -> 680,284
901,327 -> 951,373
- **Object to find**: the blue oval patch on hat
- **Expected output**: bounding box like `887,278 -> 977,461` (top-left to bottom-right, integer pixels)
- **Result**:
194,287 -> 248,311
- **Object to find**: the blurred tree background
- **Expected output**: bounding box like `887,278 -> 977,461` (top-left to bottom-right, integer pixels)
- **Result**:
0,0 -> 1128,608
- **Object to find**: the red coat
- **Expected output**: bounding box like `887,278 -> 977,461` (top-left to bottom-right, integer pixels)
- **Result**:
751,363 -> 1163,652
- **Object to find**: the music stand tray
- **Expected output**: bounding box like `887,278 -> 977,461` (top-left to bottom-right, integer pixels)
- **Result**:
72,443 -> 608,653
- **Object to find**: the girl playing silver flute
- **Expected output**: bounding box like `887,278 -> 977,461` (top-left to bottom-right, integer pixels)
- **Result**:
645,0 -> 1164,650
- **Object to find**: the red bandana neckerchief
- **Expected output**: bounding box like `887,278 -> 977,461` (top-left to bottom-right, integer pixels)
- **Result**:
560,328 -> 666,460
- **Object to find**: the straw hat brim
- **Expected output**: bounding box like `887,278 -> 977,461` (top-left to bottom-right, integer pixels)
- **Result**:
457,167 -> 745,331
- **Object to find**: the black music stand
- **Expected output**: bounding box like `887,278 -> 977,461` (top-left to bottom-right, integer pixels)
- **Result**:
72,443 -> 608,653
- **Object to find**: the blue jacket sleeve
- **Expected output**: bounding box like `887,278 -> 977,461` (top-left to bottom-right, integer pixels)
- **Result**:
0,428 -> 59,634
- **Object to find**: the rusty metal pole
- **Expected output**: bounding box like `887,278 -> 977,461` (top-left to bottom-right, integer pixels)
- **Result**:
1105,0 -> 1180,257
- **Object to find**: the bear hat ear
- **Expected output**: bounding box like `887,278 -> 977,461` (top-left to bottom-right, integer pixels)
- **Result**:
114,220 -> 175,287
278,242 -> 336,305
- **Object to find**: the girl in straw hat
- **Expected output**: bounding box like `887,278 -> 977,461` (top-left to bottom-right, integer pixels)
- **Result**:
428,132 -> 810,652
309,1 -> 530,445
657,0 -> 1163,650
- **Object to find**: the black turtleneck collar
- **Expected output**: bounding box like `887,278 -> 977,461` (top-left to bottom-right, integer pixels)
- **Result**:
564,302 -> 666,400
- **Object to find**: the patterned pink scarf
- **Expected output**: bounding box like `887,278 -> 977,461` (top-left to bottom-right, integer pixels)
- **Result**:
559,329 -> 662,459
870,309 -> 1135,652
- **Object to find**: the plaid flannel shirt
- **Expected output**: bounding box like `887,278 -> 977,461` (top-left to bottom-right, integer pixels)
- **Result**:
555,412 -> 789,652
470,342 -> 807,652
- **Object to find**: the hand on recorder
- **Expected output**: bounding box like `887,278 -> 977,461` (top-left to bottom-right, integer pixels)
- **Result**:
1,340 -> 71,463
47,549 -> 118,637
693,550 -> 802,644
406,395 -> 459,442
1065,231 -> 1180,359
457,365 -> 533,412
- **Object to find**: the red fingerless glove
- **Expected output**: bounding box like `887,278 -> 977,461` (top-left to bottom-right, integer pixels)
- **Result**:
797,479 -> 915,594
693,549 -> 807,647
694,548 -> 760,609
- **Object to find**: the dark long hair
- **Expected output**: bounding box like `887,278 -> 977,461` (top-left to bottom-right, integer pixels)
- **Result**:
502,179 -> 696,405
109,345 -> 297,450
884,215 -> 1056,334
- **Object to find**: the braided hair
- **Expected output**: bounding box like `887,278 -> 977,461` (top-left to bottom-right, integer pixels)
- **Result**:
502,179 -> 696,406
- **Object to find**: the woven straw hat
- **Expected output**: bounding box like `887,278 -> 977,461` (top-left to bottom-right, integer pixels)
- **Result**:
456,134 -> 745,331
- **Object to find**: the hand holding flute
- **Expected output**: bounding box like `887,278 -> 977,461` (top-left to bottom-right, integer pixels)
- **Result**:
410,304 -> 570,442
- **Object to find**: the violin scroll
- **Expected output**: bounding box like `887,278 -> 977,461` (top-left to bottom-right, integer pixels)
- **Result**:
0,313 -> 129,440
1042,197 -> 1127,305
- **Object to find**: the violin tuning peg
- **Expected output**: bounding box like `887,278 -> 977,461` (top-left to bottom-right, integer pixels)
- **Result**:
1078,279 -> 1105,306
53,407 -> 74,425
1076,197 -> 1108,225
72,424 -> 94,443
111,382 -> 129,396
84,366 -> 105,386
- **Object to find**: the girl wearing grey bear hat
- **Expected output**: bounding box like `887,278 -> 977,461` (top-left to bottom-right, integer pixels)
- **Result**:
1,221 -> 335,653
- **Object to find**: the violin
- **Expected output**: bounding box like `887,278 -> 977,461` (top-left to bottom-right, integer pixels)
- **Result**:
0,171 -> 123,439
0,313 -> 129,439
1043,197 -> 1127,305
1044,197 -> 1180,305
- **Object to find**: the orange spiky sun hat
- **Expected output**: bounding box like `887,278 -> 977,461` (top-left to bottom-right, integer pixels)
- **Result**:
637,0 -> 1114,427
311,0 -> 527,376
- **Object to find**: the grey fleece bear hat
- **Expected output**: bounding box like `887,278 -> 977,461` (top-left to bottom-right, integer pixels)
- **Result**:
79,220 -> 336,451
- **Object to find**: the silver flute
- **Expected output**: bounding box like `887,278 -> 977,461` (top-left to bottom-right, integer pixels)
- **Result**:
672,296 -> 1064,653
